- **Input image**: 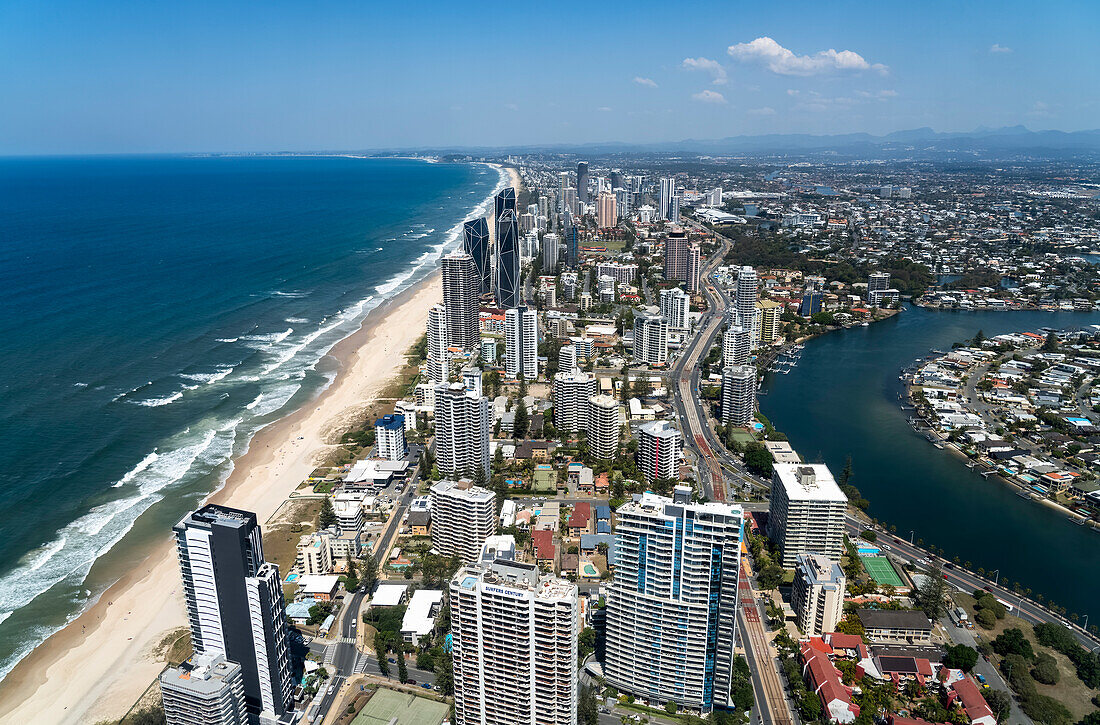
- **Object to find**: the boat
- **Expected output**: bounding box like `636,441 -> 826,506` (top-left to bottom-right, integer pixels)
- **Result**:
862,322 -> 870,327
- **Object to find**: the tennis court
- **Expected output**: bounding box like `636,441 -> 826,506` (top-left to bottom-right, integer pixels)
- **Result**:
352,688 -> 448,725
860,555 -> 904,588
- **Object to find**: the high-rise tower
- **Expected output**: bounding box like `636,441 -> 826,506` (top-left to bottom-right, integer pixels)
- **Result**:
462,218 -> 492,296
495,209 -> 520,309
442,250 -> 481,351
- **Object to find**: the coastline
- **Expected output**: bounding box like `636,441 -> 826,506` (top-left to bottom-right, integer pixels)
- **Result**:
0,270 -> 445,725
0,160 -> 518,725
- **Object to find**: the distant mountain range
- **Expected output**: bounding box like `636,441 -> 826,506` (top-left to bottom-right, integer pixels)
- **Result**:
399,126 -> 1100,159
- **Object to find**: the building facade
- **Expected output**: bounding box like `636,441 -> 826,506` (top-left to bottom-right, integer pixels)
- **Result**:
450,559 -> 578,725
605,487 -> 743,712
173,505 -> 293,725
597,191 -> 616,229
430,479 -> 497,563
632,313 -> 668,366
505,306 -> 538,380
635,420 -> 681,483
586,394 -> 620,460
426,303 -> 449,384
442,250 -> 482,351
791,554 -> 846,637
463,218 -> 492,296
160,653 -> 248,725
374,414 -> 407,461
722,325 -> 752,367
434,382 -> 491,479
660,287 -> 690,330
767,464 -> 848,567
720,365 -> 756,427
552,369 -> 598,434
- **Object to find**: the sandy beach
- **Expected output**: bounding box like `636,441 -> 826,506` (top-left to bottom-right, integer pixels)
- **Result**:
0,272 -> 443,725
0,162 -> 520,725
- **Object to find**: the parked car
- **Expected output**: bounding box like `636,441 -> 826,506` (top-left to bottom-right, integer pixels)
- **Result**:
421,683 -> 433,689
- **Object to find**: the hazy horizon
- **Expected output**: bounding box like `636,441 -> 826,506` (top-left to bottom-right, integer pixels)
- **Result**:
1,0 -> 1095,155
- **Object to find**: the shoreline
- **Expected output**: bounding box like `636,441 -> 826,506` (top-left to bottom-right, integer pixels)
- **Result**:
0,270 -> 444,725
0,159 -> 518,725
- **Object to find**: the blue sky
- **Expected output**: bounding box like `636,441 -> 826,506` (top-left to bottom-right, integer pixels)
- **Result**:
0,0 -> 1095,153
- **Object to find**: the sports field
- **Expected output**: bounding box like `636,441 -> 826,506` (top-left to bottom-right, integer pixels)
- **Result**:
860,555 -> 904,588
352,688 -> 448,725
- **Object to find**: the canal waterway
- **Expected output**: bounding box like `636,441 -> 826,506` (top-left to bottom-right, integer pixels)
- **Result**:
761,305 -> 1099,624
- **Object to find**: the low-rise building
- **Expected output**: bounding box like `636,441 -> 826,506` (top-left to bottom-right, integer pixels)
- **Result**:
856,609 -> 933,645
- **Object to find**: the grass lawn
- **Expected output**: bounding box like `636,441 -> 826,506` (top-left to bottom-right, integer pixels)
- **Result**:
351,687 -> 448,725
955,593 -> 1097,719
727,428 -> 757,447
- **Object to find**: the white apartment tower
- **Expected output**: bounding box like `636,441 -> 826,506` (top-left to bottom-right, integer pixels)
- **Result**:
791,554 -> 846,637
434,382 -> 491,479
660,287 -> 690,330
721,365 -> 756,427
632,313 -> 668,365
735,267 -> 758,345
767,464 -> 848,567
173,505 -> 293,725
430,479 -> 497,563
542,232 -> 560,270
505,306 -> 538,380
374,413 -> 407,461
867,271 -> 893,306
635,420 -> 681,483
160,653 -> 248,725
557,344 -> 577,372
605,487 -> 743,712
586,394 -> 620,460
552,368 -> 598,434
426,303 -> 449,384
450,559 -> 578,725
722,325 -> 752,367
442,250 -> 482,351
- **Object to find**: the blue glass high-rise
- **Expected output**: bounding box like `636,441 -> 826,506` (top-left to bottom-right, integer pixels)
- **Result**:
462,218 -> 491,295
495,209 -> 520,309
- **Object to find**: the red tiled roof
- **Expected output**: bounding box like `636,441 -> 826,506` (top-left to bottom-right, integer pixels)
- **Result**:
827,633 -> 864,650
952,678 -> 994,723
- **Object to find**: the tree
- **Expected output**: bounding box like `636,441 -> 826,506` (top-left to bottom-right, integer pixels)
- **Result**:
578,684 -> 599,725
318,497 -> 337,529
128,706 -> 167,725
984,690 -> 1011,723
514,398 -> 529,438
943,644 -> 979,672
976,608 -> 997,629
1031,652 -> 1060,685
375,633 -> 390,677
361,553 -> 379,594
992,628 -> 1034,660
665,701 -> 678,716
838,456 -> 853,486
1043,331 -> 1059,352
397,653 -> 409,683
435,653 -> 454,695
799,690 -> 823,720
914,562 -> 949,620
343,558 -> 360,592
743,442 -> 773,476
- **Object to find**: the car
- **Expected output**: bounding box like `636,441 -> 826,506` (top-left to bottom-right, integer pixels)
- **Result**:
387,657 -> 396,663
407,679 -> 417,685
421,683 -> 433,689
975,673 -> 986,684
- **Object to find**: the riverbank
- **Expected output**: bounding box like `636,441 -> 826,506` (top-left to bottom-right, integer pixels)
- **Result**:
0,271 -> 444,725
760,305 -> 1100,627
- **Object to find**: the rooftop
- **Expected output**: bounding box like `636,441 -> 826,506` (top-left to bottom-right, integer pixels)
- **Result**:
773,463 -> 847,503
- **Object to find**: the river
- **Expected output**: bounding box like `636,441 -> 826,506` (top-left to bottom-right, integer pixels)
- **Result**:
760,305 -> 1099,625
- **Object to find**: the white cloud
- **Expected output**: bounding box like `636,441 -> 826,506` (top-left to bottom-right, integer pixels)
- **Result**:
728,36 -> 887,76
682,57 -> 728,85
747,106 -> 776,116
1027,100 -> 1051,117
597,106 -> 612,112
990,43 -> 1013,53
691,90 -> 727,104
633,76 -> 658,88
504,103 -> 519,111
855,89 -> 898,99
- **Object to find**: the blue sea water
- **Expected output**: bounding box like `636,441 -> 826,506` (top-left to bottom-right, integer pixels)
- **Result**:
0,155 -> 503,679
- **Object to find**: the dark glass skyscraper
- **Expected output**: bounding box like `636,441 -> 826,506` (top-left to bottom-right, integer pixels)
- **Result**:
576,161 -> 589,204
494,186 -> 517,226
174,505 -> 293,724
495,209 -> 520,309
462,218 -> 491,295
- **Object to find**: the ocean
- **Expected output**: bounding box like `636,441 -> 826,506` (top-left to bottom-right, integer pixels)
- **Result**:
0,155 -> 504,680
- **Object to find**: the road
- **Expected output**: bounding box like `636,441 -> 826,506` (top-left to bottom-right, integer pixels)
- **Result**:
845,517 -> 1100,652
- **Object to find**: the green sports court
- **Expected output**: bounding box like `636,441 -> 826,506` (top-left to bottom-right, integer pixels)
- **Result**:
860,555 -> 905,588
351,687 -> 449,725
